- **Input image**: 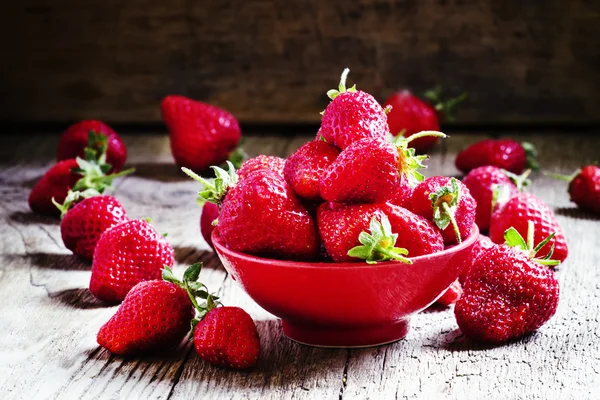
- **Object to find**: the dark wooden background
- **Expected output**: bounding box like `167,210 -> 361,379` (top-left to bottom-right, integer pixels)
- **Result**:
2,0 -> 599,126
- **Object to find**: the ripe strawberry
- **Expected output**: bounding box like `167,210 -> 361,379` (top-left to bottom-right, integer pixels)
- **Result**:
411,177 -> 476,244
97,264 -> 199,355
284,140 -> 340,201
28,159 -> 81,216
57,120 -> 127,172
201,201 -> 220,251
90,219 -> 175,303
184,163 -> 319,260
384,203 -> 444,256
237,155 -> 285,180
387,178 -> 414,210
550,165 -> 600,214
436,280 -> 462,306
384,87 -> 466,153
462,166 -> 530,231
458,234 -> 495,284
194,306 -> 260,369
319,69 -> 388,149
455,223 -> 560,343
455,139 -> 538,174
161,95 -> 241,172
489,192 -> 568,263
59,196 -> 129,260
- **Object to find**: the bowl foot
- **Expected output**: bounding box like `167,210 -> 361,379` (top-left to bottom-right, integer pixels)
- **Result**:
281,319 -> 409,348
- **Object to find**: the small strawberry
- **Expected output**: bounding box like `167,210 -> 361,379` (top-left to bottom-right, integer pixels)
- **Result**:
284,140 -> 340,201
90,219 -> 175,303
200,201 -> 220,251
384,87 -> 466,153
455,222 -> 560,343
549,165 -> 600,214
383,203 -> 444,257
319,69 -> 388,149
411,177 -> 476,244
57,120 -> 127,172
489,192 -> 568,263
436,280 -> 462,307
97,264 -> 200,355
28,159 -> 81,216
458,234 -> 495,284
463,166 -> 530,231
184,163 -> 319,260
58,196 -> 129,260
161,95 -> 241,172
455,139 -> 538,174
237,155 -> 285,180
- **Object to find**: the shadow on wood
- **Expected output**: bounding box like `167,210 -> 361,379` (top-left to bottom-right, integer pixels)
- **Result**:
128,162 -> 191,183
9,211 -> 60,226
555,207 -> 600,221
51,287 -> 106,309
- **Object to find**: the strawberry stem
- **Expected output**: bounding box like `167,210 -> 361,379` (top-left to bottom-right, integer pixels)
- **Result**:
442,202 -> 462,243
183,161 -> 238,206
503,222 -> 560,267
402,131 -> 447,144
429,177 -> 461,242
326,68 -> 357,100
347,215 -> 412,264
422,86 -> 467,122
544,169 -> 580,183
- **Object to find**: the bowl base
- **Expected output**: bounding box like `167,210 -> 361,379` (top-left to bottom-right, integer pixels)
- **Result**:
281,319 -> 409,348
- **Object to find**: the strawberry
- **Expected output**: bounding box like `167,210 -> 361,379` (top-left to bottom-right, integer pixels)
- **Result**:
462,167 -> 530,231
57,120 -> 127,172
184,163 -> 319,260
28,159 -> 81,216
161,95 -> 241,172
458,234 -> 495,284
97,264 -> 199,355
387,178 -> 414,210
455,222 -> 560,343
284,140 -> 340,201
550,165 -> 600,214
200,201 -> 220,251
237,155 -> 285,180
59,196 -> 129,260
320,132 -> 446,204
319,69 -> 388,149
90,219 -> 175,303
436,280 -> 462,306
489,192 -> 568,263
455,139 -> 538,174
384,87 -> 466,153
411,177 -> 476,244
383,203 -> 444,257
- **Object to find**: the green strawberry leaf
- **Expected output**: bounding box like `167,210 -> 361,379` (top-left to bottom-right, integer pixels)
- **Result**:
348,215 -> 412,264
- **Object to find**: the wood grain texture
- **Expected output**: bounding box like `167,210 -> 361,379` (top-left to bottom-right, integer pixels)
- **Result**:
2,0 -> 600,125
0,132 -> 599,400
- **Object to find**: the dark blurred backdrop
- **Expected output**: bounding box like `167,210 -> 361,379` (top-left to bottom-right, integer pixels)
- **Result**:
2,0 -> 599,128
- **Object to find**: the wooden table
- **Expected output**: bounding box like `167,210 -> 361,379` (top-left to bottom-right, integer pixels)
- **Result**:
1,131 -> 599,399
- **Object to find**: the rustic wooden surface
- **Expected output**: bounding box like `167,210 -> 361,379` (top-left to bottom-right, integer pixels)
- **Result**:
3,0 -> 600,125
0,131 -> 599,399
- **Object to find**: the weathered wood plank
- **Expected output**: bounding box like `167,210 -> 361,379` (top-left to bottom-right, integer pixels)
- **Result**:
2,1 -> 599,124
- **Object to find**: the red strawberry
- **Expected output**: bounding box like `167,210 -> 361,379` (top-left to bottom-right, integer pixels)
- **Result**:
411,177 -> 476,244
489,192 -> 568,263
436,280 -> 462,306
462,166 -> 530,231
319,69 -> 388,149
455,139 -> 538,174
161,95 -> 241,172
550,165 -> 600,214
455,223 -> 560,343
194,306 -> 260,369
90,219 -> 175,303
387,178 -> 415,210
200,202 -> 219,251
237,155 -> 285,180
384,87 -> 466,153
384,203 -> 444,256
59,196 -> 129,260
28,159 -> 81,216
97,265 -> 198,355
57,120 -> 127,172
184,163 -> 319,260
284,140 -> 340,201
458,234 -> 495,284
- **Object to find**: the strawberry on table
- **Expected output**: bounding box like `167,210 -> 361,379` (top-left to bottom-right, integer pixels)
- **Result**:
90,219 -> 175,303
455,139 -> 538,174
161,95 -> 241,172
458,234 -> 495,284
28,159 -> 81,216
549,165 -> 600,214
455,222 -> 560,343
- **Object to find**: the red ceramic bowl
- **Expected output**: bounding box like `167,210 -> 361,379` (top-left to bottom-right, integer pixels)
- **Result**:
212,225 -> 479,348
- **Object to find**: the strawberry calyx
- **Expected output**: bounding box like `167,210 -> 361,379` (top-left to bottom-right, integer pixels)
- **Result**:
545,169 -> 581,184
347,215 -> 412,264
422,86 -> 467,122
182,161 -> 238,206
490,169 -> 531,212
503,221 -> 560,267
429,177 -> 462,243
521,142 -> 540,171
326,68 -> 357,100
503,169 -> 532,191
393,131 -> 447,187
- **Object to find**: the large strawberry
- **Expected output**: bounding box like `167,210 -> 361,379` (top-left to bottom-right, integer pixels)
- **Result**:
319,69 -> 388,149
284,140 -> 340,201
455,222 -> 560,343
550,165 -> 600,214
411,177 -> 476,244
161,95 -> 241,172
57,120 -> 127,172
387,178 -> 415,210
458,234 -> 496,284
384,87 -> 466,153
97,264 -> 200,355
184,163 -> 319,260
237,155 -> 285,180
383,203 -> 444,257
90,219 -> 175,303
455,139 -> 538,174
489,192 -> 568,263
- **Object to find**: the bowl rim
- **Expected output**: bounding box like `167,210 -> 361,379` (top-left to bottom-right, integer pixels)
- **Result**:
212,224 -> 479,270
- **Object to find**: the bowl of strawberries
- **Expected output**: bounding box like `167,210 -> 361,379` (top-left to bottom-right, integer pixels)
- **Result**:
184,69 -> 479,347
